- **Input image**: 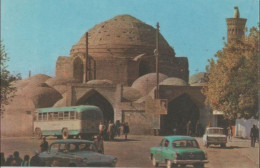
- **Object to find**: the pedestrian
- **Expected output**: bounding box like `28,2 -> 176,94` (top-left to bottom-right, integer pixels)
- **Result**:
0,152 -> 5,166
30,150 -> 42,166
40,137 -> 49,152
115,120 -> 121,137
21,155 -> 30,166
123,122 -> 130,140
186,120 -> 192,136
250,124 -> 258,147
99,121 -> 106,140
227,126 -> 232,141
94,135 -> 104,154
13,151 -> 23,166
5,155 -> 13,166
195,120 -> 200,137
107,120 -> 115,141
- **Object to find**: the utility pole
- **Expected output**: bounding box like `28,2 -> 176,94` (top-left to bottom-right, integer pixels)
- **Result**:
84,32 -> 89,83
155,22 -> 160,99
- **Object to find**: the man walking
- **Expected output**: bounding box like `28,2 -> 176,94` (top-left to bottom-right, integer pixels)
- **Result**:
250,124 -> 258,147
186,120 -> 191,136
40,137 -> 49,152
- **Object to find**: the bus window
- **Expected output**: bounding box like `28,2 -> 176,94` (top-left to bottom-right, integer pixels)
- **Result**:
43,113 -> 47,121
38,113 -> 43,121
58,112 -> 63,120
76,112 -> 79,119
53,112 -> 58,120
64,112 -> 69,120
48,112 -> 53,120
70,111 -> 75,120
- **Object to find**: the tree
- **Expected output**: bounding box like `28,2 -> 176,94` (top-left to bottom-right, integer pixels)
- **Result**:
203,27 -> 259,120
0,41 -> 21,114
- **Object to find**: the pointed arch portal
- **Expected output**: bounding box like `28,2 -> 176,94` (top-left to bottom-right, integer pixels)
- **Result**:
73,57 -> 83,82
160,94 -> 200,135
77,90 -> 114,122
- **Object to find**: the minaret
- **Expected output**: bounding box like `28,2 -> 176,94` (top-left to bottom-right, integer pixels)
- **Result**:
226,6 -> 247,43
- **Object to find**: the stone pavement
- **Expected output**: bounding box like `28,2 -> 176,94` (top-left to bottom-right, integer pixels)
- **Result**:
227,137 -> 259,166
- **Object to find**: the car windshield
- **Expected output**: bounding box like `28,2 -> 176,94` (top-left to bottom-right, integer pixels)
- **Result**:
172,140 -> 199,148
207,129 -> 224,134
50,142 -> 98,153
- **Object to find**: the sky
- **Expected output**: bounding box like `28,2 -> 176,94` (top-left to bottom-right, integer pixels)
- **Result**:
1,0 -> 259,79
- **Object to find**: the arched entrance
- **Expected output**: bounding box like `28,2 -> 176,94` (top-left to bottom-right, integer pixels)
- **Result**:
73,57 -> 83,82
160,94 -> 200,135
77,90 -> 114,122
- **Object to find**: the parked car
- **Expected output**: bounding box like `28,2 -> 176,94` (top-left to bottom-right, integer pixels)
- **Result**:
203,127 -> 227,148
150,136 -> 208,168
39,139 -> 117,167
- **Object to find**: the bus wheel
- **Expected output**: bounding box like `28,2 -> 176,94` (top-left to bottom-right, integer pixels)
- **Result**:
35,128 -> 42,140
62,128 -> 69,139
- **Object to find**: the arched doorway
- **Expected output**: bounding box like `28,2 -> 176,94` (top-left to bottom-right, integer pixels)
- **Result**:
77,90 -> 114,122
139,60 -> 150,77
73,57 -> 83,82
160,94 -> 200,135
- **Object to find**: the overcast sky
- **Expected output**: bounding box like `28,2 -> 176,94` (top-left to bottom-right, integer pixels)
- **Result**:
1,0 -> 259,79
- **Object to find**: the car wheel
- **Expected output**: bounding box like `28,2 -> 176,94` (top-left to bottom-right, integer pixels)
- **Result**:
68,163 -> 76,167
194,163 -> 204,168
206,143 -> 209,148
62,128 -> 69,139
152,156 -> 158,167
166,160 -> 172,168
35,128 -> 42,140
221,144 -> 226,148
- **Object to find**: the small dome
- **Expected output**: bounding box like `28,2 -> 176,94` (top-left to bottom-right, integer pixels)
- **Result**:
86,79 -> 113,85
160,77 -> 188,86
13,74 -> 51,88
132,73 -> 168,96
122,87 -> 142,102
45,77 -> 80,87
189,72 -> 207,86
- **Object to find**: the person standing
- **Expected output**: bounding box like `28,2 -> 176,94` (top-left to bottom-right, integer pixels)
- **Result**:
115,120 -> 121,137
0,152 -> 5,166
186,120 -> 191,136
30,150 -> 42,166
227,126 -> 232,142
107,121 -> 115,141
123,122 -> 130,140
99,121 -> 106,140
94,136 -> 104,154
13,151 -> 23,166
21,155 -> 30,166
40,137 -> 49,152
250,124 -> 258,147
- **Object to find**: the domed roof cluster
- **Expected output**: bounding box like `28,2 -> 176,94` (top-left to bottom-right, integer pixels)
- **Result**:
189,72 -> 207,86
132,73 -> 168,96
71,15 -> 175,59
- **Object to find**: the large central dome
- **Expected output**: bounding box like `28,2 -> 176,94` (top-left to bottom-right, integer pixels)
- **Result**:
70,15 -> 175,59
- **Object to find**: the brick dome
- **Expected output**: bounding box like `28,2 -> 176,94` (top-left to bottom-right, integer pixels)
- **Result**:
71,15 -> 175,59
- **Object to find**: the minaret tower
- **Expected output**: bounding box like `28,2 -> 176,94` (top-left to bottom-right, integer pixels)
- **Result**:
226,6 -> 247,43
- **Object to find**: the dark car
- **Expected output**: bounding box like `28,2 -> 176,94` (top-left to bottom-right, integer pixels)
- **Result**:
39,139 -> 117,167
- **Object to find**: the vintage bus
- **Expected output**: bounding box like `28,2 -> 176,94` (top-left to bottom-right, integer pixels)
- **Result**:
34,105 -> 103,139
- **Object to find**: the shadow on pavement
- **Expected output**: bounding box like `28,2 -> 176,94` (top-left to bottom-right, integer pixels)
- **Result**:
209,146 -> 248,149
106,138 -> 140,142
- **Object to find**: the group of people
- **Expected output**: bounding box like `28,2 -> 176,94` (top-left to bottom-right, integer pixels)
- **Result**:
99,120 -> 130,141
186,120 -> 203,137
0,137 -> 49,166
0,150 -> 43,167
